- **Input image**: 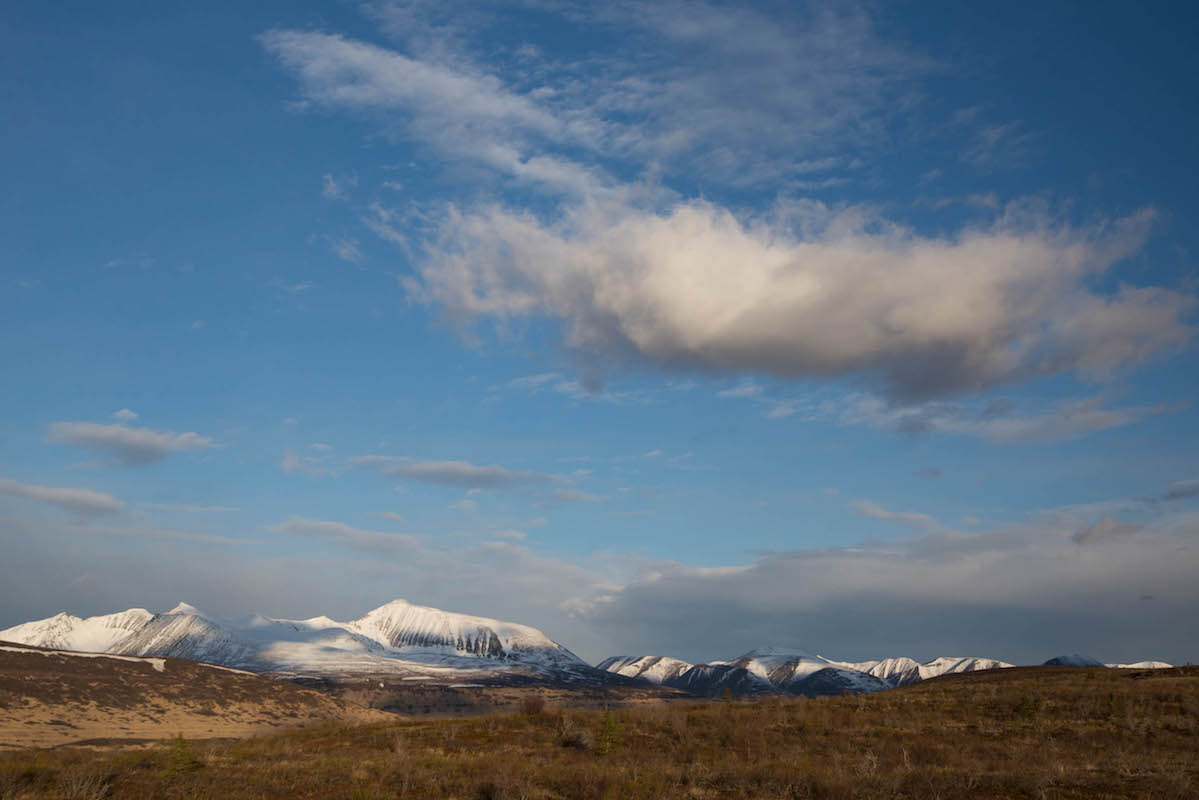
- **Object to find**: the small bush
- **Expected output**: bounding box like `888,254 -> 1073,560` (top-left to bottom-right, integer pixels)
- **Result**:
56,768 -> 110,800
596,709 -> 623,755
158,734 -> 203,779
557,716 -> 594,750
519,695 -> 546,717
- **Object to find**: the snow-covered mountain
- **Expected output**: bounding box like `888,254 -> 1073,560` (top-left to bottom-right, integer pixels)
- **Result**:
1106,661 -> 1172,669
1043,654 -> 1105,667
833,655 -> 1014,687
608,647 -> 892,698
725,647 -> 889,696
0,599 -> 592,681
0,608 -> 153,653
599,649 -> 1016,695
596,655 -> 693,684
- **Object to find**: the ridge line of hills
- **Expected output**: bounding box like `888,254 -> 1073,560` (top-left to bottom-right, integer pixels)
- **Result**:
0,600 -> 1174,699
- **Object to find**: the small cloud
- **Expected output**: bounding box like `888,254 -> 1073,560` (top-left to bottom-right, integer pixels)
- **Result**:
112,409 -> 139,422
716,383 -> 763,399
917,467 -> 942,480
643,449 -> 664,458
353,455 -> 560,489
0,477 -> 124,516
553,488 -> 604,503
1073,517 -> 1142,545
851,500 -> 939,530
285,281 -> 315,293
331,237 -> 361,263
765,402 -> 800,420
450,498 -> 478,513
191,320 -> 206,330
506,372 -> 561,392
141,503 -> 240,513
1157,479 -> 1199,503
283,416 -> 300,426
269,516 -> 418,553
49,421 -> 221,467
494,529 -> 527,541
321,172 -> 358,200
379,511 -> 405,523
281,449 -> 326,477
310,442 -> 333,451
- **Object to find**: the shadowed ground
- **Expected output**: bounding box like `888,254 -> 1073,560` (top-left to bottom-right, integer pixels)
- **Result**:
1,664 -> 1196,798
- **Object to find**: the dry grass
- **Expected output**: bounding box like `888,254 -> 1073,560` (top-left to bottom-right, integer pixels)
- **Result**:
1,666 -> 1196,799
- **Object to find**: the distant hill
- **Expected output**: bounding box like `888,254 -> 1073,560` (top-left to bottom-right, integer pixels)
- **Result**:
0,641 -> 386,749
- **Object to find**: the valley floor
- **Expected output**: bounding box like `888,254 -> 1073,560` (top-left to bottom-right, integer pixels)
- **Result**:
1,666 -> 1196,799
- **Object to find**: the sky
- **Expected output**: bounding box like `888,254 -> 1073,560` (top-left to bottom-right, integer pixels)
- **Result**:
1,0 -> 1197,667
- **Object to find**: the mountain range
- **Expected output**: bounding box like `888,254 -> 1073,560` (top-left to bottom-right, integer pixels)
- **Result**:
0,599 -> 594,682
0,600 -> 1174,697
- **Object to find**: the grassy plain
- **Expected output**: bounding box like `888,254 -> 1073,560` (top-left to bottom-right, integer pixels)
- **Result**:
1,666 -> 1195,799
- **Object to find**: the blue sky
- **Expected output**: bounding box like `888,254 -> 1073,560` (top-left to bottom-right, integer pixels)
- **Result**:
2,1 -> 1197,665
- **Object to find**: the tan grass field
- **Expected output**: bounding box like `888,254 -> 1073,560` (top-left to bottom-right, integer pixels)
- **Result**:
1,665 -> 1196,799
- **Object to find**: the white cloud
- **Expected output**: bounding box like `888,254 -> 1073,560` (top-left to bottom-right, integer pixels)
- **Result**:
330,237 -> 361,263
352,455 -> 559,488
140,503 -> 241,514
379,511 -> 406,523
0,478 -> 124,517
268,517 -> 419,553
716,383 -> 763,399
841,393 -> 1166,443
48,422 -> 221,466
553,488 -> 605,503
852,500 -> 940,531
322,171 -> 358,200
111,409 -> 138,422
280,450 -> 326,477
412,200 -> 1189,401
493,529 -> 527,541
265,12 -> 1193,403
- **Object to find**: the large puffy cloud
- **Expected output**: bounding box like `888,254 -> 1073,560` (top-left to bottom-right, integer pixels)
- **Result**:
264,14 -> 1193,402
352,455 -> 560,488
0,478 -> 124,517
412,201 -> 1191,400
49,422 -> 221,466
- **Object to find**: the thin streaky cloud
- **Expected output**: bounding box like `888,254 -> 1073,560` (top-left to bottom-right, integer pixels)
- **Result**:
48,422 -> 221,467
0,478 -> 124,517
352,455 -> 560,488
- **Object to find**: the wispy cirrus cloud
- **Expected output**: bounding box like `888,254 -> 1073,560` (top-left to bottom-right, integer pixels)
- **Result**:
352,455 -> 560,488
0,478 -> 124,517
48,422 -> 221,466
841,393 -> 1169,443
